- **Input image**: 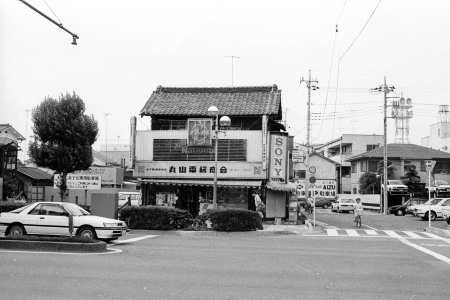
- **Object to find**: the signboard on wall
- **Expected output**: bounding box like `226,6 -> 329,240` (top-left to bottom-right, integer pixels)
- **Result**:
130,116 -> 137,168
187,119 -> 212,146
269,133 -> 288,183
54,174 -> 101,190
134,161 -> 265,179
295,179 -> 337,199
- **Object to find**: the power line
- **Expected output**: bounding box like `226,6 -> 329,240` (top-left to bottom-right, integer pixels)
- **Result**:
339,0 -> 382,61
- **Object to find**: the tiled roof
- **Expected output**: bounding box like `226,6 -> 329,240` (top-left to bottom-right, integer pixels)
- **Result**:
140,85 -> 282,117
17,167 -> 53,181
347,143 -> 450,162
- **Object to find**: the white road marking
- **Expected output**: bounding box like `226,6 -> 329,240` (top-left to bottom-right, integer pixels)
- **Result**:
346,230 -> 359,237
421,232 -> 450,244
402,231 -> 424,239
327,229 -> 339,236
361,224 -> 378,230
397,237 -> 450,265
385,230 -> 403,238
110,235 -> 158,245
365,230 -> 378,235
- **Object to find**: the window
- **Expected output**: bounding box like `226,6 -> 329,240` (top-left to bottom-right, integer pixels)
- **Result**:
360,161 -> 367,172
366,144 -> 379,151
351,162 -> 357,173
368,161 -> 378,172
420,160 -> 426,172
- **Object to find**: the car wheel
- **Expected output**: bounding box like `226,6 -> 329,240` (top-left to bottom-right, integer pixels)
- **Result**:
8,224 -> 26,236
430,211 -> 437,221
323,204 -> 328,209
77,226 -> 97,240
396,210 -> 404,216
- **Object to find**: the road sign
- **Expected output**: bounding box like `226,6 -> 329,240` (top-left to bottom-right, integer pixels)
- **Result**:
292,150 -> 304,163
309,166 -> 316,173
309,176 -> 316,184
425,160 -> 432,167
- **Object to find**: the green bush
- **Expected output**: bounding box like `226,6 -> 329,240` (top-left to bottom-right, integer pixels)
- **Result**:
208,208 -> 263,232
0,201 -> 27,213
119,206 -> 193,230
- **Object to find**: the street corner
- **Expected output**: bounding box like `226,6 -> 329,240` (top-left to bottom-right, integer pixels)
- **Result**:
423,226 -> 450,238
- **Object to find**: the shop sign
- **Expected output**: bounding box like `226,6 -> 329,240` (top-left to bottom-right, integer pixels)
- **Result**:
134,161 -> 265,179
295,179 -> 337,199
187,119 -> 212,146
54,174 -> 101,190
269,133 -> 288,183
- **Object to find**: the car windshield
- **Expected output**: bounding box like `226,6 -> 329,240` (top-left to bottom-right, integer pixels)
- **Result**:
388,180 -> 403,185
403,200 -> 411,206
61,203 -> 90,216
427,198 -> 443,205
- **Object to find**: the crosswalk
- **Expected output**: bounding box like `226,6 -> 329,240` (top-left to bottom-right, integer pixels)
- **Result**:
322,229 -> 445,240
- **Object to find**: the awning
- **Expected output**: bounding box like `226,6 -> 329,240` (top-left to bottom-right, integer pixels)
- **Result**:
140,179 -> 262,188
266,181 -> 298,192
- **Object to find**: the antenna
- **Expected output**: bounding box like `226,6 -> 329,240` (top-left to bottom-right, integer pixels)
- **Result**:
225,56 -> 240,87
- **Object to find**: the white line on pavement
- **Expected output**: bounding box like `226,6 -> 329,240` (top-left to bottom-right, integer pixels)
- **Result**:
111,235 -> 158,245
421,232 -> 450,244
402,231 -> 424,239
397,237 -> 450,265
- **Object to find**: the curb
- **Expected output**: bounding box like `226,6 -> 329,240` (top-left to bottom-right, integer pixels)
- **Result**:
0,240 -> 107,252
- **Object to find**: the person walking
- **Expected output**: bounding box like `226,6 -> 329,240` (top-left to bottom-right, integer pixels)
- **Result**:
252,190 -> 265,218
306,197 -> 313,214
354,198 -> 363,228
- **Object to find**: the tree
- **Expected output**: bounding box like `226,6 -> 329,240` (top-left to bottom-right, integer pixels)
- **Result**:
400,164 -> 421,196
29,92 -> 98,201
358,172 -> 379,194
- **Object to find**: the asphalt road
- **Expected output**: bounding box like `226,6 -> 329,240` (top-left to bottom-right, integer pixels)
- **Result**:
1,230 -> 450,299
310,207 -> 449,231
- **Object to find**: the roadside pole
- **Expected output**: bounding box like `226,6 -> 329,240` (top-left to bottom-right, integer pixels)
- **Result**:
426,160 -> 432,228
313,184 -> 316,227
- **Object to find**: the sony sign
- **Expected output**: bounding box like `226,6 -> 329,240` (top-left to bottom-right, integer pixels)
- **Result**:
269,132 -> 288,183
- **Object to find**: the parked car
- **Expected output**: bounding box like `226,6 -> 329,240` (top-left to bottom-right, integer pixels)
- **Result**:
314,198 -> 333,209
413,198 -> 450,221
425,180 -> 450,196
383,180 -> 409,196
331,198 -> 356,213
0,202 -> 129,242
388,199 -> 428,216
404,199 -> 429,215
442,205 -> 450,225
118,192 -> 142,207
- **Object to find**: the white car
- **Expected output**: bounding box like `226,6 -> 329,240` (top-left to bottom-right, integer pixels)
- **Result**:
331,198 -> 356,213
0,202 -> 129,242
425,180 -> 450,196
413,198 -> 450,221
383,180 -> 409,195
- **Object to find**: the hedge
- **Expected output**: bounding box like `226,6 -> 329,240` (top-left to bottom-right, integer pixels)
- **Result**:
119,206 -> 193,230
207,208 -> 263,232
0,201 -> 27,213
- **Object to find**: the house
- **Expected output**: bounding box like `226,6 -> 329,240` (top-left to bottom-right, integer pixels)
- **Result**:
347,143 -> 450,194
131,85 -> 294,217
314,134 -> 384,194
16,167 -> 53,201
0,124 -> 25,200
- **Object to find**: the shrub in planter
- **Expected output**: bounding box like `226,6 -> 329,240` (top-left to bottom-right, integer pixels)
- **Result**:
119,206 -> 193,230
208,208 -> 263,232
0,201 -> 27,213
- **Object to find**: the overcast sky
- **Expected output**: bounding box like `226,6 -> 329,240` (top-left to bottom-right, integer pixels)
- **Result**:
1,0 -> 449,160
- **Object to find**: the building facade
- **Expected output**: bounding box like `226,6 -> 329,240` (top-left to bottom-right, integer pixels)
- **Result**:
421,105 -> 450,153
131,85 -> 293,217
314,134 -> 384,194
347,143 -> 450,194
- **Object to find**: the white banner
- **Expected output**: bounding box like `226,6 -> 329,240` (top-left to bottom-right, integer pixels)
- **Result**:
54,174 -> 101,190
295,179 -> 337,199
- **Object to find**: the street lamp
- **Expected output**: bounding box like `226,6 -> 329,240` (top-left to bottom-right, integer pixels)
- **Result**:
207,106 -> 231,209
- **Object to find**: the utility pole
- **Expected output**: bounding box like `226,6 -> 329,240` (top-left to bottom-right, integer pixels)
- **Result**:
370,77 -> 395,214
300,70 -> 319,200
225,56 -> 240,87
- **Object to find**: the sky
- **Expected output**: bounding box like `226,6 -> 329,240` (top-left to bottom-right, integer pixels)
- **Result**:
1,0 -> 450,161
